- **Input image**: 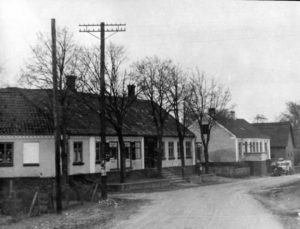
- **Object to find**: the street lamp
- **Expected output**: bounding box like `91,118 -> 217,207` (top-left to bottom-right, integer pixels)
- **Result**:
197,108 -> 216,175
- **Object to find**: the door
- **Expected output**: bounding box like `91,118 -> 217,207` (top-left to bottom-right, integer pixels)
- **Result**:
125,142 -> 132,168
195,142 -> 202,163
144,137 -> 157,168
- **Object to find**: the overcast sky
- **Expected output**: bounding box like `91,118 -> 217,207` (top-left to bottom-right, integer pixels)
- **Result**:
1,0 -> 300,122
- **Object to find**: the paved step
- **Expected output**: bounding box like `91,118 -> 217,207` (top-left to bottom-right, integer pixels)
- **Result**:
162,170 -> 187,184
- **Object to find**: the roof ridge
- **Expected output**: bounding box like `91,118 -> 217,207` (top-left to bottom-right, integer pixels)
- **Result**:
252,121 -> 290,126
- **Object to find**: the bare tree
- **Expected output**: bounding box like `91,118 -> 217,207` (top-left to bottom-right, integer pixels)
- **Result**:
20,28 -> 80,89
279,102 -> 300,128
19,27 -> 81,184
132,57 -> 173,176
187,70 -> 231,173
105,44 -> 137,183
166,65 -> 188,178
77,43 -> 136,183
253,114 -> 268,123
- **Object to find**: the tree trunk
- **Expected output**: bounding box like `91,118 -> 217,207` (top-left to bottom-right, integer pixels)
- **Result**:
61,130 -> 69,185
117,131 -> 126,183
179,135 -> 185,178
156,131 -> 163,177
203,146 -> 209,174
175,117 -> 185,178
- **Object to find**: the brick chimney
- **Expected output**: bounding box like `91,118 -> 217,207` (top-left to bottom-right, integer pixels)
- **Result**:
66,75 -> 76,91
230,111 -> 236,120
127,85 -> 136,98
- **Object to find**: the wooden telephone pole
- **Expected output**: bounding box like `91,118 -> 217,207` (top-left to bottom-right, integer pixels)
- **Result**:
79,22 -> 126,199
51,18 -> 62,213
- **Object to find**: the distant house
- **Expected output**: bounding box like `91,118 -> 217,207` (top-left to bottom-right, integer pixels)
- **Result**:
189,117 -> 271,175
252,122 -> 295,164
0,86 -> 195,179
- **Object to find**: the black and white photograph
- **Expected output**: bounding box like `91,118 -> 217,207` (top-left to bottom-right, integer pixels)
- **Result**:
1,0 -> 300,228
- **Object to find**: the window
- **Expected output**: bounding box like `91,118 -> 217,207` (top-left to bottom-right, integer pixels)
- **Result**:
96,142 -> 101,163
109,142 -> 118,160
125,142 -> 130,159
238,142 -> 243,160
186,141 -> 192,158
249,142 -> 253,153
162,141 -> 166,159
256,142 -> 259,152
177,142 -> 181,159
259,142 -> 262,152
265,142 -> 268,153
0,142 -> 13,166
73,142 -> 83,165
23,142 -> 39,166
132,142 -> 141,160
244,142 -> 248,153
168,142 -> 174,159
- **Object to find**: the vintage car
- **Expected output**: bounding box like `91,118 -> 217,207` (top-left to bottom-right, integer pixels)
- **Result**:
271,159 -> 293,176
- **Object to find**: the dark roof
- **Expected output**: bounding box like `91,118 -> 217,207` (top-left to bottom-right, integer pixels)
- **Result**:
0,88 -> 53,135
0,87 -> 194,137
218,118 -> 269,139
252,122 -> 293,148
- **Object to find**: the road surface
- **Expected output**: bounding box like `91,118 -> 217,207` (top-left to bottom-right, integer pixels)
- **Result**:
108,175 -> 300,229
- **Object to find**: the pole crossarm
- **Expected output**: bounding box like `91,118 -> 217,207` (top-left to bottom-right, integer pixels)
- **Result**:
79,23 -> 126,26
79,28 -> 126,33
79,23 -> 126,33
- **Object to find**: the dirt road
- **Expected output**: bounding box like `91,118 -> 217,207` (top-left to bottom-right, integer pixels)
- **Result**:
108,175 -> 300,229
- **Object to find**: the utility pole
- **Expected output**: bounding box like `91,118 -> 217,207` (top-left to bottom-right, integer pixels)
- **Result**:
51,18 -> 62,213
79,22 -> 126,199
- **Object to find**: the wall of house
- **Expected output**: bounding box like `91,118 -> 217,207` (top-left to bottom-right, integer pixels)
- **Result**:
68,136 -> 145,176
271,147 -> 286,161
286,132 -> 295,164
189,122 -> 237,162
68,136 -> 91,175
161,137 -> 195,167
239,138 -> 271,161
0,136 -> 55,178
247,161 -> 268,176
270,134 -> 294,162
294,148 -> 300,166
0,134 -> 194,178
208,124 -> 237,162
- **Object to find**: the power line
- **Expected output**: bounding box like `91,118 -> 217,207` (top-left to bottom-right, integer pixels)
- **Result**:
78,22 -> 126,198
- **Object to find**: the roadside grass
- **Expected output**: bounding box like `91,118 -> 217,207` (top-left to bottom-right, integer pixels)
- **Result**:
0,198 -> 149,229
0,176 -> 236,228
252,179 -> 300,229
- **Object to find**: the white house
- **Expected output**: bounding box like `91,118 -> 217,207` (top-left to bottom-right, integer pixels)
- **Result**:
0,86 -> 195,179
189,117 -> 271,175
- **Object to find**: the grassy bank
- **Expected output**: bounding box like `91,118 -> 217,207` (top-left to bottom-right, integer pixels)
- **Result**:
0,198 -> 149,229
253,180 -> 300,229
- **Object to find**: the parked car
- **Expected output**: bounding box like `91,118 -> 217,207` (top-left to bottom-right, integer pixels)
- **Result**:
271,159 -> 293,176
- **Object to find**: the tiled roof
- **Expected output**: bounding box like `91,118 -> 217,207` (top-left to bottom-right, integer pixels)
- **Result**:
218,118 -> 269,139
252,122 -> 293,148
0,88 -> 53,135
0,87 -> 193,137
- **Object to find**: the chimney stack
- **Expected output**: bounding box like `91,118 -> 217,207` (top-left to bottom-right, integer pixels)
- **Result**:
66,75 -> 76,92
127,84 -> 135,98
230,111 -> 236,120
